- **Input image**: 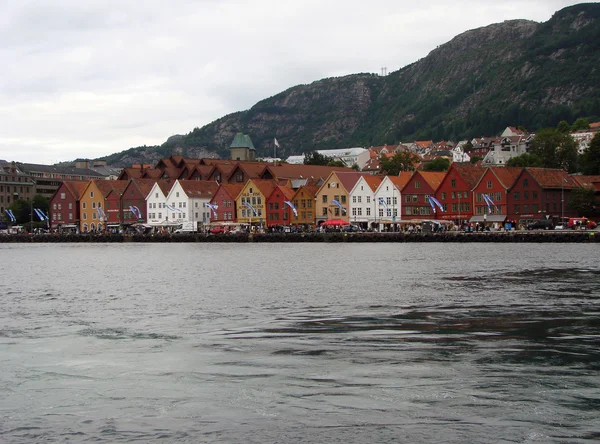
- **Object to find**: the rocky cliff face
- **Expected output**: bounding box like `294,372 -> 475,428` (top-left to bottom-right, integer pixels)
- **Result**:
102,3 -> 600,167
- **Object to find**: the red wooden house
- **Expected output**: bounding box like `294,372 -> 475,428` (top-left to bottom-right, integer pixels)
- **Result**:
121,179 -> 157,226
266,185 -> 296,228
508,168 -> 580,225
103,181 -> 129,227
401,171 -> 445,220
471,167 -> 521,226
49,181 -> 87,231
209,183 -> 244,223
434,163 -> 485,225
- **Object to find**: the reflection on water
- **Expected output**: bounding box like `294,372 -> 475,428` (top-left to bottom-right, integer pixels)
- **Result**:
0,243 -> 599,443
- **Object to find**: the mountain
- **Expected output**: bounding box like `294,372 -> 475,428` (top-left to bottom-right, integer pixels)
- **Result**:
101,3 -> 600,167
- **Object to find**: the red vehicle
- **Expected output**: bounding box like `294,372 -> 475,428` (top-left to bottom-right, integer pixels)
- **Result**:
568,217 -> 597,230
209,226 -> 227,234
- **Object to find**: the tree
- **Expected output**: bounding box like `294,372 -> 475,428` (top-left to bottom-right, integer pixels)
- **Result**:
351,163 -> 360,171
303,151 -> 328,166
580,132 -> 600,175
571,118 -> 590,132
423,158 -> 450,172
568,187 -> 597,217
506,153 -> 544,168
470,155 -> 482,164
557,120 -> 570,134
528,128 -> 578,171
379,152 -> 418,175
327,159 -> 346,167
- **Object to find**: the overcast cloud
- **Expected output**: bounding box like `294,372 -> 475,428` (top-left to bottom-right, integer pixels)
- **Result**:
0,0 -> 585,164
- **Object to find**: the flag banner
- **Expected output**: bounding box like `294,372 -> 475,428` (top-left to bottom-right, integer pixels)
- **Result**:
165,204 -> 184,213
284,200 -> 298,217
429,196 -> 445,212
42,210 -> 49,220
5,209 -> 15,222
378,198 -> 388,210
330,199 -> 347,213
34,208 -> 45,221
274,138 -> 280,148
133,206 -> 142,219
10,209 -> 16,222
243,202 -> 257,216
205,203 -> 218,218
482,194 -> 494,214
429,198 -> 437,214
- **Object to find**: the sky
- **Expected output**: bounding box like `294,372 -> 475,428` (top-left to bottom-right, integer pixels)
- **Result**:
0,0 -> 588,164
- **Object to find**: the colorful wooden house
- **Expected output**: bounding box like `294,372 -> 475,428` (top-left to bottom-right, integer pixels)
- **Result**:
401,171 -> 445,220
265,185 -> 296,228
210,184 -> 244,223
235,179 -> 277,227
435,163 -> 486,225
49,181 -> 87,232
289,185 -> 319,227
507,168 -> 580,225
471,167 -> 521,226
315,171 -> 368,225
121,179 -> 157,226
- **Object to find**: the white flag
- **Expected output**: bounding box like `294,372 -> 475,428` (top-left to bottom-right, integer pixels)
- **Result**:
274,138 -> 280,148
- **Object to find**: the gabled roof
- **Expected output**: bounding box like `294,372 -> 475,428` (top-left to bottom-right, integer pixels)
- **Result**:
142,169 -> 163,179
333,171 -> 370,193
129,179 -> 158,198
248,179 -> 278,198
415,171 -> 445,191
487,166 -> 522,190
522,168 -> 579,189
389,172 -> 412,191
91,179 -> 128,198
362,175 -> 383,192
221,184 -> 244,200
271,185 -> 296,201
178,180 -> 220,198
574,175 -> 600,190
191,164 -> 216,180
156,179 -> 175,196
227,162 -> 268,180
62,181 -> 88,200
265,163 -> 351,181
292,185 -> 320,200
450,163 -> 487,189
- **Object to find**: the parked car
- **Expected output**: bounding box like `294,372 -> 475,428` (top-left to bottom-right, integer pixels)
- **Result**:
526,220 -> 554,230
343,224 -> 363,233
554,223 -> 566,230
568,217 -> 597,230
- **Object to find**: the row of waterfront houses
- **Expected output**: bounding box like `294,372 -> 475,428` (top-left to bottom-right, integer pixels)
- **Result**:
49,162 -> 600,233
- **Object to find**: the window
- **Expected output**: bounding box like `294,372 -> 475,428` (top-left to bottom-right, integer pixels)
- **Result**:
495,192 -> 502,202
412,195 -> 417,203
176,192 -> 179,197
357,196 -> 362,203
83,202 -> 86,209
405,195 -> 411,203
366,196 -> 371,204
322,208 -> 328,216
415,181 -> 420,189
514,204 -> 520,213
523,179 -> 529,187
90,191 -> 94,198
352,208 -> 357,216
60,193 -> 66,200
451,179 -> 456,187
322,195 -> 328,203
513,192 -> 519,200
352,196 -> 356,203
523,191 -> 529,199
487,181 -> 492,189
441,192 -> 446,200
366,208 -> 370,216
